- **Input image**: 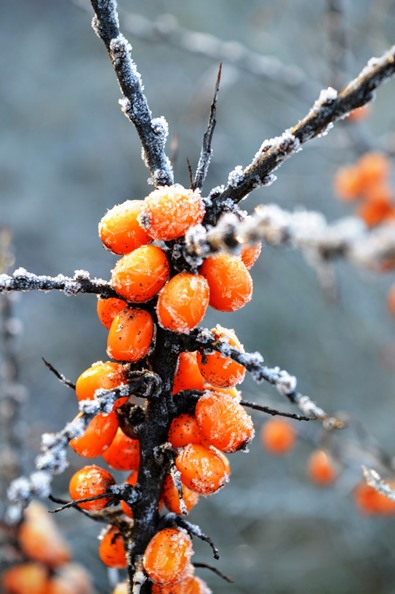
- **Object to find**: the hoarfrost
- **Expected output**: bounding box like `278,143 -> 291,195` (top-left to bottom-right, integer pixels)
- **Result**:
227,165 -> 245,188
313,87 -> 338,110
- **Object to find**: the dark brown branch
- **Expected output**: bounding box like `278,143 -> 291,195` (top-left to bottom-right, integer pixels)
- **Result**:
241,400 -> 311,421
42,358 -> 76,390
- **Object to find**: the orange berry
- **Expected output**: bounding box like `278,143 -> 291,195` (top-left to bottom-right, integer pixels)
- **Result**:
203,384 -> 242,401
200,254 -> 252,312
261,417 -> 296,455
99,525 -> 127,569
357,152 -> 390,190
196,326 -> 245,388
107,308 -> 154,362
111,245 -> 170,303
240,242 -> 262,269
168,414 -> 203,449
97,297 -> 127,329
388,283 -> 395,316
120,470 -> 139,518
161,474 -> 199,515
356,194 -> 393,227
18,501 -> 70,569
139,185 -> 205,241
151,574 -> 211,594
143,528 -> 193,585
75,361 -> 128,402
102,428 -> 140,471
307,449 -> 337,486
156,273 -> 209,333
333,165 -> 363,201
346,104 -> 371,122
46,563 -> 93,594
70,411 -> 119,458
195,392 -> 254,453
175,444 -> 230,495
172,352 -> 205,394
69,465 -> 115,511
353,481 -> 395,515
98,199 -> 152,254
2,562 -> 50,594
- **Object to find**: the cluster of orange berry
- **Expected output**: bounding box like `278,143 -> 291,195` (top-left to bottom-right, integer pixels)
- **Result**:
63,184 -> 262,592
2,501 -> 92,594
260,417 -> 395,515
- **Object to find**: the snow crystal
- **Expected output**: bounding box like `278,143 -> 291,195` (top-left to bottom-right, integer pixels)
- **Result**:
30,471 -> 51,497
7,476 -> 31,502
275,370 -> 297,395
313,87 -> 338,110
151,116 -> 169,139
227,165 -> 245,188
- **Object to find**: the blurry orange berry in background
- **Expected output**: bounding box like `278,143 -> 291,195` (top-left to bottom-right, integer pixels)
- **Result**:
102,427 -> 140,471
107,308 -> 154,362
111,245 -> 170,303
161,474 -> 199,515
156,273 -> 209,333
99,525 -> 127,569
69,411 -> 119,458
333,165 -> 363,201
75,361 -> 128,402
69,465 -> 115,511
307,449 -> 337,486
200,253 -> 253,312
261,417 -> 296,455
357,152 -> 390,189
143,528 -> 193,585
97,296 -> 127,329
353,481 -> 395,515
346,104 -> 371,122
168,413 -> 203,449
195,392 -> 254,453
172,352 -> 205,394
388,283 -> 395,316
175,443 -> 230,495
2,562 -> 50,594
196,326 -> 245,388
356,193 -> 394,227
138,184 -> 205,241
98,199 -> 152,254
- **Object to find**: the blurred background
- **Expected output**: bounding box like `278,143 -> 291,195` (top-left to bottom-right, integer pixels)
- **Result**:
1,0 -> 395,592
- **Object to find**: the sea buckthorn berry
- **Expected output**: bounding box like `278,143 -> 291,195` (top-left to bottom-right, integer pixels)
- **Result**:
388,283 -> 395,316
120,470 -> 138,518
261,417 -> 296,455
97,296 -> 127,329
353,481 -> 395,515
346,104 -> 371,122
307,449 -> 337,486
168,414 -> 203,449
102,428 -> 140,471
18,501 -> 70,569
75,361 -> 128,402
156,273 -> 209,333
99,525 -> 127,569
175,444 -> 230,495
172,352 -> 205,394
111,245 -> 170,303
195,392 -> 254,453
46,563 -> 93,594
333,165 -> 363,201
356,194 -> 393,227
138,184 -> 205,241
200,254 -> 252,312
69,465 -> 115,511
98,199 -> 152,254
151,574 -> 212,594
196,326 -> 245,388
2,562 -> 50,594
143,528 -> 193,585
203,384 -> 242,401
357,152 -> 390,189
240,242 -> 262,270
70,411 -> 119,458
161,474 -> 199,515
107,308 -> 154,362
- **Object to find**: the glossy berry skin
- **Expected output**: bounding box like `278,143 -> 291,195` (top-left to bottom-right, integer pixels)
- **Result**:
156,273 -> 209,333
75,361 -> 128,402
138,184 -> 205,241
196,326 -> 245,388
97,297 -> 127,329
69,411 -> 119,458
102,428 -> 140,471
200,254 -> 253,312
175,444 -> 230,495
98,199 -> 152,254
143,528 -> 193,585
107,308 -> 154,362
69,465 -> 115,511
172,352 -> 205,394
161,474 -> 199,515
195,392 -> 254,453
261,417 -> 296,455
307,449 -> 337,486
168,414 -> 203,449
99,525 -> 127,569
111,245 -> 170,303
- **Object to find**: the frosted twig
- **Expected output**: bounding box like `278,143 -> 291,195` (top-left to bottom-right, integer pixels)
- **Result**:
185,205 -> 395,271
89,0 -> 173,187
362,466 -> 395,502
207,44 -> 395,218
0,268 -> 116,297
241,400 -> 311,421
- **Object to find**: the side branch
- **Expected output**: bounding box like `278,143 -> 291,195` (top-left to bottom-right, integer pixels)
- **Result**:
89,0 -> 173,187
209,44 -> 395,217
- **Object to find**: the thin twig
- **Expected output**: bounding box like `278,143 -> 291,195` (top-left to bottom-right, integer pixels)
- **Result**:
42,358 -> 76,390
241,400 -> 311,421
